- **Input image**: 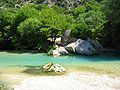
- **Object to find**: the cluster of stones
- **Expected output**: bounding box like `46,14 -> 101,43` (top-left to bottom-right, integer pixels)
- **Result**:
48,30 -> 103,57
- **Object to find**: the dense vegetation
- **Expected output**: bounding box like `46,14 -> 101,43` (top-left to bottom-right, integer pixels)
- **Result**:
0,0 -> 120,51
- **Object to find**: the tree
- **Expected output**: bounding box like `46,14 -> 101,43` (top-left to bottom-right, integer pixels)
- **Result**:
15,4 -> 72,50
103,0 -> 120,49
71,0 -> 105,40
0,8 -> 15,49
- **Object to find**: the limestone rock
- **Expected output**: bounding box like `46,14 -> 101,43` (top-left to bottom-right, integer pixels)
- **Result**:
61,30 -> 77,46
65,42 -> 76,53
86,38 -> 103,51
52,50 -> 61,56
48,46 -> 68,57
61,30 -> 72,46
42,62 -> 66,72
56,46 -> 68,55
75,39 -> 97,55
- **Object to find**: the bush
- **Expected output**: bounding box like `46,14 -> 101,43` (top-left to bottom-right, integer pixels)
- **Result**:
17,18 -> 46,49
72,0 -> 105,40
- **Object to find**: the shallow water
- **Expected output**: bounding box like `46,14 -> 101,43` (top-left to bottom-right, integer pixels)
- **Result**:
0,52 -> 120,76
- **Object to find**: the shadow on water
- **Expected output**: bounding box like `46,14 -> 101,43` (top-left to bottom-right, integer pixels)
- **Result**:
0,50 -> 42,54
88,56 -> 120,62
73,55 -> 120,62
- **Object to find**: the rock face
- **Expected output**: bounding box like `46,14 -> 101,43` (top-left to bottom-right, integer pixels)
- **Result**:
75,39 -> 97,55
42,62 -> 66,72
61,30 -> 71,46
48,46 -> 68,56
61,30 -> 77,46
86,38 -> 103,51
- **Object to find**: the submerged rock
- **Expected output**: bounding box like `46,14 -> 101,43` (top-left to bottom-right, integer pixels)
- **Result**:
42,62 -> 66,73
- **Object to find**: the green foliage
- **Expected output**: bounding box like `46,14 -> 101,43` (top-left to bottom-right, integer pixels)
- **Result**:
13,4 -> 71,50
71,0 -> 105,40
0,8 -> 15,38
0,0 -> 16,8
12,4 -> 39,29
0,0 -> 112,51
17,17 -> 49,50
103,0 -> 120,49
0,8 -> 16,49
37,6 -> 71,38
73,6 -> 86,17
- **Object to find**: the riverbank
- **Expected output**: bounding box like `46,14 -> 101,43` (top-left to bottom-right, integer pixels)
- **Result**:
1,72 -> 119,90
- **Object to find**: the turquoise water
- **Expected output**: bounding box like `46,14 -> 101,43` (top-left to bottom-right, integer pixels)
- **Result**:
0,52 -> 120,66
0,52 -> 120,75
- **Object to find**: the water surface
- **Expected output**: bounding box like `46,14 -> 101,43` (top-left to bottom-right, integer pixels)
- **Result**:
0,52 -> 120,75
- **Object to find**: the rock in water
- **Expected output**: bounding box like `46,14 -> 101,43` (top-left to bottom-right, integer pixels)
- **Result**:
75,39 -> 97,55
42,62 -> 53,71
65,38 -> 103,55
52,50 -> 61,57
65,42 -> 76,53
42,62 -> 66,73
51,64 -> 66,72
56,46 -> 68,55
48,46 -> 68,57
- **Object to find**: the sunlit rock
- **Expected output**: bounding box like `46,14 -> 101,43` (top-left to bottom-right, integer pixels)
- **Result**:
48,47 -> 68,56
75,39 -> 97,55
61,30 -> 77,46
42,62 -> 66,72
65,42 -> 76,53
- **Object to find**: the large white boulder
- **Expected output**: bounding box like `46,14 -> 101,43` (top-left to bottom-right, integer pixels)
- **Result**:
65,39 -> 97,55
53,50 -> 61,57
56,46 -> 68,55
75,39 -> 97,55
49,46 -> 68,57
